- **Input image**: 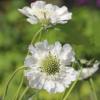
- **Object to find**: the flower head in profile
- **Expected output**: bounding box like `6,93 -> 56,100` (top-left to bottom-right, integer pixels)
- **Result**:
24,40 -> 77,93
78,60 -> 99,80
18,0 -> 72,27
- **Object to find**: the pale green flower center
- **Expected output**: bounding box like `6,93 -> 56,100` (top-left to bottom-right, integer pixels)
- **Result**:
33,8 -> 50,26
41,53 -> 60,75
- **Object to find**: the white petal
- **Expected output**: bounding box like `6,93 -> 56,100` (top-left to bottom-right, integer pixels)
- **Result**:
25,69 -> 40,80
60,60 -> 71,66
59,13 -> 72,21
45,4 -> 59,12
53,5 -> 59,10
60,44 -> 75,62
18,7 -> 33,17
93,62 -> 99,68
58,20 -> 68,24
62,13 -> 72,20
24,70 -> 34,80
29,74 -> 45,89
79,62 -> 99,80
29,41 -> 51,60
63,67 -> 77,81
24,55 -> 37,67
44,80 -> 56,93
27,17 -> 38,24
66,73 -> 77,81
50,16 -> 57,24
51,6 -> 71,24
35,40 -> 49,51
55,82 -> 65,93
45,4 -> 54,11
55,67 -> 77,88
63,44 -> 72,53
55,6 -> 68,16
31,1 -> 46,9
51,42 -> 62,56
29,44 -> 42,60
62,76 -> 74,87
28,44 -> 36,54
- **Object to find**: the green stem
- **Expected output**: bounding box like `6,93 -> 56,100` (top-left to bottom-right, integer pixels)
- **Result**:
31,27 -> 44,44
27,27 -> 44,55
3,27 -> 45,100
3,66 -> 25,100
63,59 -> 83,100
89,78 -> 98,100
38,30 -> 42,42
13,75 -> 24,100
19,27 -> 44,99
19,86 -> 29,100
63,78 -> 79,100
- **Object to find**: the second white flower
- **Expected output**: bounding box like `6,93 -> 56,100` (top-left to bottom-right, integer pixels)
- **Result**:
24,40 -> 77,93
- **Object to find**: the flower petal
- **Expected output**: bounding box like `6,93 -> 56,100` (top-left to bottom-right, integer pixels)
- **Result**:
58,20 -> 68,24
35,40 -> 49,51
31,1 -> 46,9
55,82 -> 65,93
55,6 -> 68,16
59,13 -> 72,21
79,62 -> 99,80
24,55 -> 37,67
45,4 -> 59,12
18,7 -> 33,17
29,44 -> 36,54
29,74 -> 45,89
27,16 -> 38,24
44,80 -> 56,93
51,42 -> 62,56
60,44 -> 75,62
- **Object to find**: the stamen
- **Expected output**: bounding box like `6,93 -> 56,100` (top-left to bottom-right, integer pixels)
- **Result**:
41,53 -> 60,75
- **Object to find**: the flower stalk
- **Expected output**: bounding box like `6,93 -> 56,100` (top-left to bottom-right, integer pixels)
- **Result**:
13,75 -> 24,100
3,66 -> 25,100
30,27 -> 44,44
89,78 -> 98,100
63,58 -> 83,100
19,86 -> 29,100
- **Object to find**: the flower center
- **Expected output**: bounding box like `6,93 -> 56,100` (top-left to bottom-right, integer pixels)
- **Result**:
41,53 -> 60,75
33,8 -> 50,26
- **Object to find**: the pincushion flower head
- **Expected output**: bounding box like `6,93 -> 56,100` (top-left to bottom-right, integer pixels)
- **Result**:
18,0 -> 72,27
79,60 -> 100,80
24,40 -> 77,93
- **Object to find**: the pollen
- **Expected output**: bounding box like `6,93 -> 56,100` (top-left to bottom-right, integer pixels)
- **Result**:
41,53 -> 60,75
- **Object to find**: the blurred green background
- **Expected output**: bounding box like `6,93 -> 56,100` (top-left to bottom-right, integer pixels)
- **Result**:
0,0 -> 100,100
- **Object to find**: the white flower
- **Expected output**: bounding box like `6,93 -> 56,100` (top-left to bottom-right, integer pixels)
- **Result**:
24,40 -> 77,93
79,61 -> 99,80
18,0 -> 72,26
